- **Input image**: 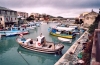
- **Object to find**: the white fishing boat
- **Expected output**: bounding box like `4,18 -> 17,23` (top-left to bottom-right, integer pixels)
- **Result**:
68,25 -> 81,34
27,23 -> 36,30
35,22 -> 41,27
16,37 -> 64,54
58,37 -> 72,43
55,27 -> 75,31
40,21 -> 47,24
68,25 -> 78,29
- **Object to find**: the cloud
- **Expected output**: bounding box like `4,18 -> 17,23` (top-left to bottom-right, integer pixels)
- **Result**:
0,0 -> 100,9
0,0 -> 100,17
12,7 -> 99,18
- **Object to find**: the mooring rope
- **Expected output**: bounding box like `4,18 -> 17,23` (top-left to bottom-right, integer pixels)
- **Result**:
18,51 -> 30,65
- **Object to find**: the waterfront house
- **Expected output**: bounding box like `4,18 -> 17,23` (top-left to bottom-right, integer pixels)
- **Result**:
17,11 -> 28,19
79,9 -> 98,27
0,6 -> 17,28
84,9 -> 98,27
30,13 -> 40,21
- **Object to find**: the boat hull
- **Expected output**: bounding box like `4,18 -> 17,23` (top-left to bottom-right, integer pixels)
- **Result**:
6,33 -> 17,37
0,31 -> 29,36
50,32 -> 73,39
58,37 -> 72,43
20,45 -> 64,53
17,39 -> 64,54
19,31 -> 29,35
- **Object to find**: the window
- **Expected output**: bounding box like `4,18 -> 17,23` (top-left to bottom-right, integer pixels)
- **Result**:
10,12 -> 12,15
0,18 -> 2,21
14,12 -> 16,15
5,11 -> 7,15
11,18 -> 12,21
3,11 -> 5,14
0,10 -> 1,14
18,28 -> 20,30
86,17 -> 89,20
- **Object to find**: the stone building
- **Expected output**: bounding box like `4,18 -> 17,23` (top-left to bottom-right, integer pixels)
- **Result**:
84,10 -> 98,27
0,6 -> 17,27
30,13 -> 40,21
79,9 -> 98,27
17,11 -> 28,19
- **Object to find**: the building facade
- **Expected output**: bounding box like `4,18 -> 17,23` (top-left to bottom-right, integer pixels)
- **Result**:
91,23 -> 100,65
30,13 -> 41,21
17,11 -> 28,19
0,6 -> 17,27
79,10 -> 98,27
84,10 -> 98,27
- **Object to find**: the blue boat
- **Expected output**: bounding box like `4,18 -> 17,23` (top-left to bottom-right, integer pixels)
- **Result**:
0,27 -> 29,37
35,22 -> 41,27
48,27 -> 76,39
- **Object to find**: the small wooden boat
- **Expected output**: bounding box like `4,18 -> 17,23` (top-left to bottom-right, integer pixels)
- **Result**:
58,37 -> 72,43
27,24 -> 36,30
16,38 -> 64,54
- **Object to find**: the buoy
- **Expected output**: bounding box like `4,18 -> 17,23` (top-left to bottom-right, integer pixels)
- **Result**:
38,43 -> 41,46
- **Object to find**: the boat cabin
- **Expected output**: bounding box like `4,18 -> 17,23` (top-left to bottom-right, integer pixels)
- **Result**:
51,27 -> 75,35
27,24 -> 36,27
7,27 -> 27,31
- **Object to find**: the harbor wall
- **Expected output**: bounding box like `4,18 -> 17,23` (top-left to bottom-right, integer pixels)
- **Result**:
55,31 -> 89,65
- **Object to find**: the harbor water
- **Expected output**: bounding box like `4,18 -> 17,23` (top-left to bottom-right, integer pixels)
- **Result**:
0,23 -> 81,65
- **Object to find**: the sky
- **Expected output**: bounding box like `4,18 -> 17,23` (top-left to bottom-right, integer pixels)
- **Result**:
0,0 -> 100,18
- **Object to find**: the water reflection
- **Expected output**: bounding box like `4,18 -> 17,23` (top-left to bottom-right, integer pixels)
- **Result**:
0,23 -> 83,65
0,37 -> 18,54
17,46 -> 62,65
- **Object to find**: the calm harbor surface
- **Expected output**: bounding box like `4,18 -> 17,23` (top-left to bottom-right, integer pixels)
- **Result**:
0,23 -> 81,65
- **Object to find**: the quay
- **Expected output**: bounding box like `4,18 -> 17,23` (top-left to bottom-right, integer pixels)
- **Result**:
55,31 -> 89,65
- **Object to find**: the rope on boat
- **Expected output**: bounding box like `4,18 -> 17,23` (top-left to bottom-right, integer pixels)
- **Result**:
18,51 -> 30,65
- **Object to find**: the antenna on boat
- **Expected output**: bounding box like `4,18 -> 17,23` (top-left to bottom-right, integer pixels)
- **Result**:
18,51 -> 30,65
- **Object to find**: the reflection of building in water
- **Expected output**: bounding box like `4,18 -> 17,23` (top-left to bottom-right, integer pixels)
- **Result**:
79,9 -> 98,27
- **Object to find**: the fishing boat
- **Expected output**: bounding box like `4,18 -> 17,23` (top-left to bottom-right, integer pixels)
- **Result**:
26,23 -> 37,30
58,37 -> 72,43
57,24 -> 67,27
68,25 -> 78,29
16,38 -> 64,54
48,27 -> 76,39
35,22 -> 41,27
5,32 -> 17,37
40,22 -> 47,24
0,27 -> 29,36
17,46 -> 62,61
